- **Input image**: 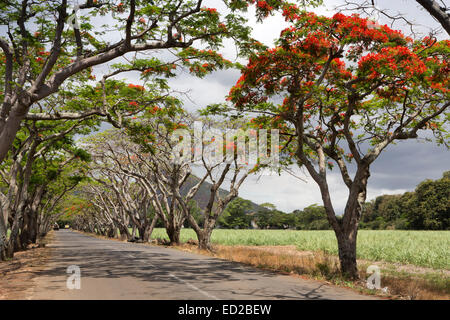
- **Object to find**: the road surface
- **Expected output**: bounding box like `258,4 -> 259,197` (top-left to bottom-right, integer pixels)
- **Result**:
29,230 -> 375,300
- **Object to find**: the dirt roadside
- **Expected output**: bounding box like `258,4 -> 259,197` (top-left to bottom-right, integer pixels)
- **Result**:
0,232 -> 54,300
164,242 -> 450,300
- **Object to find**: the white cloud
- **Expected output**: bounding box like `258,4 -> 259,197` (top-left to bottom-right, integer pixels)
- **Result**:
238,168 -> 352,213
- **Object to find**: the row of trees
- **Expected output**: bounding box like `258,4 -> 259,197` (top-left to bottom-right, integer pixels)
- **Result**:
218,171 -> 449,231
68,115 -> 250,250
361,171 -> 450,230
0,0 -> 448,280
216,200 -> 330,230
0,113 -> 94,259
0,0 -> 289,259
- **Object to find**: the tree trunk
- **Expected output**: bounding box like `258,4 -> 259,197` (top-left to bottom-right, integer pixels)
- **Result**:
20,210 -> 33,248
143,214 -> 158,242
7,228 -> 20,258
0,241 -> 6,261
335,166 -> 368,279
28,186 -> 44,245
13,232 -> 22,252
118,225 -> 130,240
6,208 -> 24,258
29,212 -> 38,244
21,209 -> 38,247
197,229 -> 213,251
336,230 -> 358,279
192,218 -> 215,251
20,212 -> 29,248
0,216 -> 7,261
416,0 -> 450,35
0,104 -> 28,164
166,224 -> 181,245
308,158 -> 368,280
106,226 -> 116,238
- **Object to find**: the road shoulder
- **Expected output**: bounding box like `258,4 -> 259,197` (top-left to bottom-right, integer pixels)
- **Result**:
0,233 -> 54,300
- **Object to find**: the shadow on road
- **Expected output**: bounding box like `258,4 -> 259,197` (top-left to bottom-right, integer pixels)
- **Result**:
28,230 -> 368,300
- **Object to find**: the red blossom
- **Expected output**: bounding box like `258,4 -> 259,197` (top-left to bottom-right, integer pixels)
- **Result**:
127,84 -> 145,91
201,7 -> 218,14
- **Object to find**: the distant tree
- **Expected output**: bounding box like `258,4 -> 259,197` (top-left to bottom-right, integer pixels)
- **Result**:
360,172 -> 449,230
294,204 -> 331,230
413,172 -> 450,229
283,212 -> 297,229
219,198 -> 252,229
372,194 -> 403,223
255,209 -> 272,229
260,202 -> 277,210
360,200 -> 386,229
267,210 -> 289,229
255,203 -> 295,229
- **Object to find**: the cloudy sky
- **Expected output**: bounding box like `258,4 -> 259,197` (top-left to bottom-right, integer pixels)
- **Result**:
84,0 -> 449,212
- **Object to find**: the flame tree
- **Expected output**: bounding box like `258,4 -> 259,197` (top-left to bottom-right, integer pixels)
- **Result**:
222,10 -> 449,278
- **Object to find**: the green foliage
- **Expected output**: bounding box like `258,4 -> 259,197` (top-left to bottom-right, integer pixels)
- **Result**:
253,204 -> 330,230
293,204 -> 330,230
219,197 -> 253,228
414,174 -> 450,230
361,172 -> 450,230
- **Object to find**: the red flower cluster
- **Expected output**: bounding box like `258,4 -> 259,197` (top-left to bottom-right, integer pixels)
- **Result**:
143,64 -> 177,75
332,13 -> 405,44
358,46 -> 426,80
282,4 -> 299,21
148,106 -> 160,114
256,1 -> 273,10
301,31 -> 333,55
201,7 -> 218,14
117,2 -> 124,13
227,9 -> 446,135
127,84 -> 145,91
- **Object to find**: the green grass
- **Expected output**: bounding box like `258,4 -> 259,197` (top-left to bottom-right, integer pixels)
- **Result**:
150,228 -> 450,270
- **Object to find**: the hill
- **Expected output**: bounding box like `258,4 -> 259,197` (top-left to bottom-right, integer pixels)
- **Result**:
180,175 -> 263,213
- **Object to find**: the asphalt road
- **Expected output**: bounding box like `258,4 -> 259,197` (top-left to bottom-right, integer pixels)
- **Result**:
29,230 -> 375,300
